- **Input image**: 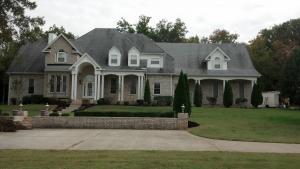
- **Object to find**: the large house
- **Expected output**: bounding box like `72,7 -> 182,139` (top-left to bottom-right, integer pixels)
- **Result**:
7,28 -> 260,105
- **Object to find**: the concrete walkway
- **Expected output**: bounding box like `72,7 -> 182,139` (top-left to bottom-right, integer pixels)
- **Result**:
0,129 -> 300,153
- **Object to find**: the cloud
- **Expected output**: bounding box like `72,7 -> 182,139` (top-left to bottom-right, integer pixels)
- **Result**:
28,0 -> 300,42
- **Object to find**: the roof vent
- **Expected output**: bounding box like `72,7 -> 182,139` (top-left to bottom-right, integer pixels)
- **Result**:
48,33 -> 57,44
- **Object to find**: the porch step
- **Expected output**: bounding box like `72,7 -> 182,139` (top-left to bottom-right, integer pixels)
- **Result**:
58,104 -> 81,114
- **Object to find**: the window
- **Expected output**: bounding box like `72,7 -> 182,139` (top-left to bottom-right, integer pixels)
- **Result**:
130,79 -> 137,94
151,59 -> 160,65
56,75 -> 61,92
239,81 -> 245,98
214,64 -> 221,69
49,74 -> 67,93
50,75 -> 55,92
111,78 -> 117,94
130,55 -> 138,65
110,55 -> 118,64
28,79 -> 34,94
213,81 -> 219,98
62,76 -> 67,93
56,49 -> 67,63
154,82 -> 160,95
87,83 -> 93,96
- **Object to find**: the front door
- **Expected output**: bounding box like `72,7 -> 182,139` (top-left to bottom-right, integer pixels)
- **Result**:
82,74 -> 95,98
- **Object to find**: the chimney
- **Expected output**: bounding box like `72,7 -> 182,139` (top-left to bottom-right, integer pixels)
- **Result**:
48,33 -> 57,44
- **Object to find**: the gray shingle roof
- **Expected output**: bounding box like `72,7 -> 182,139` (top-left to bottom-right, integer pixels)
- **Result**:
7,28 -> 259,77
156,43 -> 260,77
7,39 -> 47,73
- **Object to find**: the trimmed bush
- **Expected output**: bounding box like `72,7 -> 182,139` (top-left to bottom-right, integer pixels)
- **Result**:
144,79 -> 151,104
61,113 -> 70,116
173,71 -> 190,114
206,97 -> 217,106
136,99 -> 144,106
223,81 -> 233,108
74,111 -> 174,117
10,98 -> 17,105
251,83 -> 263,108
49,112 -> 59,116
193,82 -> 202,107
22,95 -> 45,104
153,96 -> 173,106
0,118 -> 16,132
235,98 -> 248,105
183,74 -> 191,115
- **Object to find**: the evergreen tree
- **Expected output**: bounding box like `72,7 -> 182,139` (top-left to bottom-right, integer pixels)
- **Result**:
223,81 -> 233,107
173,71 -> 186,113
193,82 -> 202,107
280,47 -> 300,105
251,83 -> 263,108
183,74 -> 191,115
144,79 -> 151,104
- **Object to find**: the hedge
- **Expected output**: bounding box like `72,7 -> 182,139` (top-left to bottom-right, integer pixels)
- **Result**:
153,96 -> 173,106
74,111 -> 175,117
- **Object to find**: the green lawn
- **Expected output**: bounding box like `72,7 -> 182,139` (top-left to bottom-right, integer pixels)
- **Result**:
189,107 -> 300,143
0,150 -> 299,169
0,104 -> 56,116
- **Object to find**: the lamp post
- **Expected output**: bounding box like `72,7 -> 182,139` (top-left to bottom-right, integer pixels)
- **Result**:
19,103 -> 23,111
45,103 -> 50,112
181,104 -> 185,113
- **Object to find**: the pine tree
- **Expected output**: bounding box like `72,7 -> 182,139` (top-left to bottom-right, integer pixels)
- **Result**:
144,79 -> 151,104
251,83 -> 263,108
183,74 -> 191,115
223,81 -> 233,107
194,82 -> 202,107
173,71 -> 186,113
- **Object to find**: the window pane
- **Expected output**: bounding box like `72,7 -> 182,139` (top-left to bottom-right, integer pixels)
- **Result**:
111,78 -> 117,94
130,79 -> 137,94
57,52 -> 67,63
130,55 -> 138,65
56,75 -> 61,92
62,76 -> 67,92
50,75 -> 55,92
154,82 -> 160,94
151,59 -> 160,65
111,55 -> 118,64
214,64 -> 221,69
28,79 -> 34,94
87,83 -> 93,96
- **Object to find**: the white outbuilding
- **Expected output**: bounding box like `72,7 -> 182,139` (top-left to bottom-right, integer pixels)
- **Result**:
260,91 -> 280,107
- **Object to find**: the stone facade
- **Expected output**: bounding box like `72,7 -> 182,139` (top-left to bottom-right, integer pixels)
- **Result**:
32,113 -> 188,130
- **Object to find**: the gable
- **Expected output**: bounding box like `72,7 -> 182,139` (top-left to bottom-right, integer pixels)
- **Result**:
205,47 -> 230,61
42,34 -> 81,54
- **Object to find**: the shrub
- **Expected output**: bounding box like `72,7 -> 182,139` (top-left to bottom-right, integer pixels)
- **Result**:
193,82 -> 202,107
123,101 -> 129,105
144,79 -> 151,104
22,95 -> 45,104
49,112 -> 59,116
22,96 -> 31,104
235,98 -> 248,105
251,83 -> 263,108
206,97 -> 217,106
173,71 -> 190,114
61,113 -> 70,116
10,98 -> 17,105
74,111 -> 174,117
153,96 -> 173,106
223,81 -> 233,108
136,99 -> 144,106
44,97 -> 59,105
0,118 -> 16,132
97,98 -> 105,105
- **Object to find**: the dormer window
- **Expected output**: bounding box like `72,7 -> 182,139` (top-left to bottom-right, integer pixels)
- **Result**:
56,49 -> 67,63
128,47 -> 140,67
109,46 -> 121,66
205,47 -> 230,70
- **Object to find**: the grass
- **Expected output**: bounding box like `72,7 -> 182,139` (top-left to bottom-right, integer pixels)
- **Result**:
0,104 -> 56,116
0,150 -> 299,169
189,107 -> 300,143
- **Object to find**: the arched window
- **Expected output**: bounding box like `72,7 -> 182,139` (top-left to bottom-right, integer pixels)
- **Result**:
56,49 -> 68,63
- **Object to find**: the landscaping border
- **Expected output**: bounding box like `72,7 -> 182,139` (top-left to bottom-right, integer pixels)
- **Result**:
32,113 -> 188,130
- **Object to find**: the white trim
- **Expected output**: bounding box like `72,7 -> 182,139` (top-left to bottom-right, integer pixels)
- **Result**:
205,47 -> 230,61
56,51 -> 68,63
69,53 -> 101,74
42,34 -> 81,54
109,46 -> 121,66
128,47 -> 140,67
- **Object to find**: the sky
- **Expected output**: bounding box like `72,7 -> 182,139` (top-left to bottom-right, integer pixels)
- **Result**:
28,0 -> 300,43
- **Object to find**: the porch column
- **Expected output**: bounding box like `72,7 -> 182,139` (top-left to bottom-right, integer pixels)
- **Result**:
94,74 -> 97,101
97,74 -> 101,100
118,75 -> 124,102
141,76 -> 144,99
223,80 -> 226,91
137,76 -> 141,99
71,73 -> 78,100
121,75 -> 124,102
101,75 -> 104,98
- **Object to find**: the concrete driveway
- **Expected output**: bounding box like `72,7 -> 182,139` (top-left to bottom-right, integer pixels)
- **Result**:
0,129 -> 300,153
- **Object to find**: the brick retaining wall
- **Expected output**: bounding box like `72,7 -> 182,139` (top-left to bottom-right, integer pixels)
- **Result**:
32,113 -> 188,130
